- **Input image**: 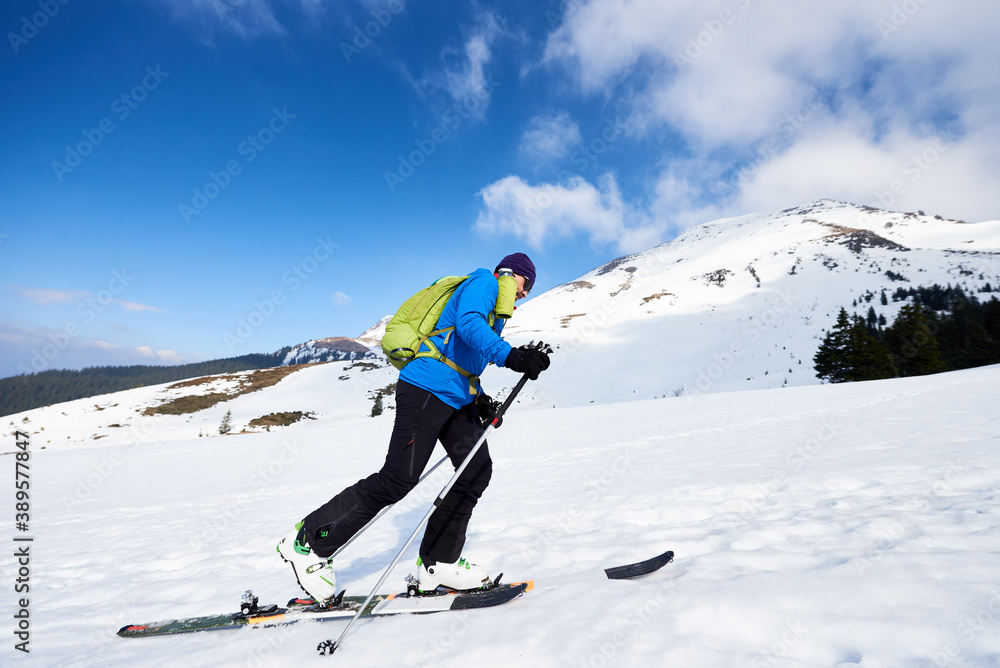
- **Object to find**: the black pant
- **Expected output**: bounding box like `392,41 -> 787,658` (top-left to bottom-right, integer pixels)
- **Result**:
302,380 -> 493,564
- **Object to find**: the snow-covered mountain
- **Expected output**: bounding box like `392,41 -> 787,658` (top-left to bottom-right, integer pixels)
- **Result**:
3,200 -> 999,667
486,199 -> 1000,406
280,329 -> 386,366
5,200 -> 999,449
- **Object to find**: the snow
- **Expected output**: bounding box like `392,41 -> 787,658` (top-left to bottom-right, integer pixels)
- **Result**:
2,200 -> 999,666
489,200 -> 1000,406
2,363 -> 999,667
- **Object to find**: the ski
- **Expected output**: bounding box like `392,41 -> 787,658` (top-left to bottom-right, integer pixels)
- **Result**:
117,549 -> 674,640
117,583 -> 529,638
605,549 -> 675,579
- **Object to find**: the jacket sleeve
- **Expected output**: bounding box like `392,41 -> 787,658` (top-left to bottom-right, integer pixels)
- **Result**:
454,272 -> 513,367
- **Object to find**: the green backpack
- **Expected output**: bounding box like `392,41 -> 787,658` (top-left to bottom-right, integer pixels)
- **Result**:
381,273 -> 518,387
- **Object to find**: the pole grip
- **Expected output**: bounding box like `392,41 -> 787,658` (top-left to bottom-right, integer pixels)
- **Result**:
496,373 -> 529,419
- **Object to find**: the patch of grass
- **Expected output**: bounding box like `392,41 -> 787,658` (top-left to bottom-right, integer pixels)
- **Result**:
559,313 -> 587,327
169,376 -> 220,389
143,364 -> 312,416
248,411 -> 315,428
642,291 -> 674,304
346,361 -> 381,372
143,392 -> 233,416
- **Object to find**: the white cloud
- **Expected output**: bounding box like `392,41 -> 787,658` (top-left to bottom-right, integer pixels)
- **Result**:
14,288 -> 88,304
540,0 -> 1000,224
332,291 -> 353,305
475,174 -> 664,253
12,286 -> 162,313
150,0 -> 286,40
116,300 -> 163,313
415,12 -> 505,119
0,324 -> 189,377
113,344 -> 184,364
519,111 -> 582,164
155,349 -> 184,364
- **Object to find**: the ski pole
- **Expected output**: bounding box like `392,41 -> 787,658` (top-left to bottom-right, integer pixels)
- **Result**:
328,455 -> 449,561
321,371 -> 532,655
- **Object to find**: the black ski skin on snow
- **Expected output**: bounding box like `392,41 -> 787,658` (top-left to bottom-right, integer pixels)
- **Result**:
605,549 -> 674,579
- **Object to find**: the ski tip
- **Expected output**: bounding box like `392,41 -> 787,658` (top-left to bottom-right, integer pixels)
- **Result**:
604,549 -> 675,580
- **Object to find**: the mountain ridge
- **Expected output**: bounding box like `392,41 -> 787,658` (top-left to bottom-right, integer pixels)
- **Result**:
5,200 -> 998,446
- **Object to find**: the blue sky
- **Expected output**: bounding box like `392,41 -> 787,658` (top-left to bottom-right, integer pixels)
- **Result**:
2,0 -> 998,377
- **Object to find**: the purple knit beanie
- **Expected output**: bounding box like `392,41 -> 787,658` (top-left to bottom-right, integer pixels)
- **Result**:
495,252 -> 536,287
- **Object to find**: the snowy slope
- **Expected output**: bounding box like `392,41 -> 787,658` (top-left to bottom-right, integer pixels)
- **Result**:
3,361 -> 399,451
487,199 -> 1000,407
3,364 -> 999,667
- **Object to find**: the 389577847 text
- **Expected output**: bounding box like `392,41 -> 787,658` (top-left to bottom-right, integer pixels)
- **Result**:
13,430 -> 32,653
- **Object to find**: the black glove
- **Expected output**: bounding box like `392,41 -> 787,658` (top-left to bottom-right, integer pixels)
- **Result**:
476,393 -> 502,428
504,344 -> 551,380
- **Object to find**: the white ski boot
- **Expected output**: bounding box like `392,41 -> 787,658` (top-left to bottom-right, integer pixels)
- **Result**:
276,522 -> 338,604
416,556 -> 491,593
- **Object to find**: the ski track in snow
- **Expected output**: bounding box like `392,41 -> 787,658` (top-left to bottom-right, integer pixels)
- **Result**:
2,365 -> 1000,667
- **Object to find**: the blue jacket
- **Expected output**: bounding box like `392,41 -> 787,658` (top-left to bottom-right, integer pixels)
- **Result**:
399,268 -> 514,408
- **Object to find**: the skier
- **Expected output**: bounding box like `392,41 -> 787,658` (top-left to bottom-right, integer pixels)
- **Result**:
277,253 -> 551,603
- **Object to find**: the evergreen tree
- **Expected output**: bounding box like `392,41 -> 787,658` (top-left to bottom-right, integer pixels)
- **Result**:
815,309 -> 896,383
865,306 -> 879,334
884,304 -> 946,377
844,314 -> 896,381
371,393 -> 384,417
814,308 -> 852,382
219,410 -> 233,435
937,294 -> 999,369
